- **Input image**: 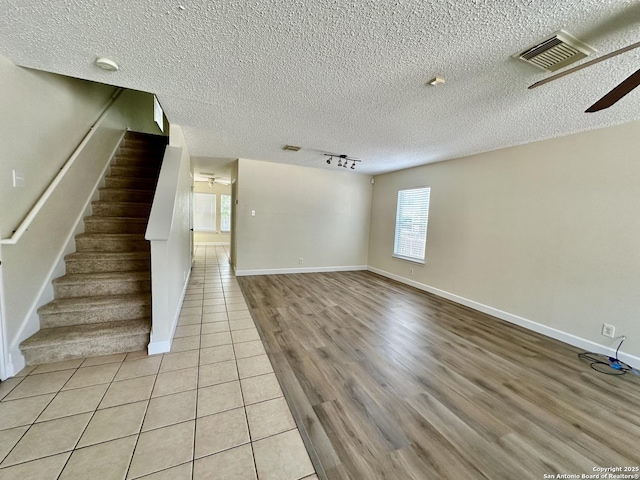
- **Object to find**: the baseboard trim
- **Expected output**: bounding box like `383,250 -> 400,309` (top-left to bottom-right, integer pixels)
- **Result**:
147,340 -> 170,356
367,266 -> 640,369
235,265 -> 368,277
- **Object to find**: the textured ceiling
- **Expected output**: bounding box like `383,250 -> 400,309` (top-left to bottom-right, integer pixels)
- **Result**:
1,0 -> 639,175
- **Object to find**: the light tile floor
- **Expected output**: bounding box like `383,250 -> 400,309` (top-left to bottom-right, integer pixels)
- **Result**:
0,246 -> 318,480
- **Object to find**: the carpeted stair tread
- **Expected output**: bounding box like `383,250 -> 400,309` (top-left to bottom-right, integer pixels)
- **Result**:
38,293 -> 151,314
110,165 -> 160,178
98,188 -> 155,202
84,217 -> 149,234
65,251 -> 151,261
21,319 -> 150,349
53,271 -> 151,297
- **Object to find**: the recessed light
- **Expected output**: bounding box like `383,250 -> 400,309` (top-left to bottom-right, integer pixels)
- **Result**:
429,76 -> 445,86
95,57 -> 119,71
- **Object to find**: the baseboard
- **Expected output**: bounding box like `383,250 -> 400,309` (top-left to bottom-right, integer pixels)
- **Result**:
194,242 -> 230,246
235,265 -> 368,277
147,266 -> 191,355
367,266 -> 640,370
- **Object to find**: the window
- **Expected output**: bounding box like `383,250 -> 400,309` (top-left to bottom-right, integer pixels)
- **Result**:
193,193 -> 216,232
220,194 -> 232,232
393,186 -> 431,263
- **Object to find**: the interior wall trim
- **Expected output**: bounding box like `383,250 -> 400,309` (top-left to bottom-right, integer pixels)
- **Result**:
367,266 -> 640,370
235,265 -> 368,277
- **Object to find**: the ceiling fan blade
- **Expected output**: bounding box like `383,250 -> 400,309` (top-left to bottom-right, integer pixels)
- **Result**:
528,41 -> 640,90
585,68 -> 640,112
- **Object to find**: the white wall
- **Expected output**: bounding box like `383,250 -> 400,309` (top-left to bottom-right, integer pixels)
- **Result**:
193,181 -> 231,245
0,54 -> 165,376
235,159 -> 372,275
368,119 -> 640,363
146,125 -> 193,354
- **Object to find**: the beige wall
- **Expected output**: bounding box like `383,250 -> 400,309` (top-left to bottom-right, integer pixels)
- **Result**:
0,55 -> 117,238
369,119 -> 640,360
235,158 -> 372,274
193,181 -> 231,244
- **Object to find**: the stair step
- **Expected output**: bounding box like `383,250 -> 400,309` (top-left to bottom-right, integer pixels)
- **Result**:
113,155 -> 163,168
75,233 -> 150,252
20,319 -> 150,365
124,131 -> 168,145
84,217 -> 148,234
105,176 -> 157,190
53,271 -> 151,298
99,188 -> 155,203
92,201 -> 151,218
65,251 -> 151,274
38,294 -> 151,328
110,165 -> 160,178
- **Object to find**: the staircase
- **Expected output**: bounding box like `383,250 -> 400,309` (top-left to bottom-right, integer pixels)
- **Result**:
20,132 -> 167,365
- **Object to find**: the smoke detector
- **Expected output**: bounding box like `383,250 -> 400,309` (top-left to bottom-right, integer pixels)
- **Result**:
516,30 -> 596,72
95,57 -> 119,71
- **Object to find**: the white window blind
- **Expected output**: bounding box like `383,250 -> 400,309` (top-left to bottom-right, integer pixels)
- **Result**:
193,193 -> 216,232
393,186 -> 431,263
220,194 -> 231,232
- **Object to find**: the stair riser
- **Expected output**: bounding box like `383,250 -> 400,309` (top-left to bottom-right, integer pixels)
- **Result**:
110,165 -> 160,178
114,157 -> 163,168
23,334 -> 149,365
40,305 -> 151,328
65,258 -> 150,274
76,237 -> 150,253
105,177 -> 156,190
54,280 -> 151,299
92,203 -> 151,217
99,189 -> 155,203
84,220 -> 147,234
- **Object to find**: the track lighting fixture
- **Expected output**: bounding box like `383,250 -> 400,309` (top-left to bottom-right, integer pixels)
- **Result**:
322,153 -> 362,171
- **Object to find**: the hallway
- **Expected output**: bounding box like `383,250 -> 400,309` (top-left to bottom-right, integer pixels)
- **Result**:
0,246 -> 316,479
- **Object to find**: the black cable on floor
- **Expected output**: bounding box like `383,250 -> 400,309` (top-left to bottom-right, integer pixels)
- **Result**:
578,336 -> 636,376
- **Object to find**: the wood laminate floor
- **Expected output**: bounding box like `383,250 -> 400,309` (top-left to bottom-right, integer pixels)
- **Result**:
238,271 -> 640,480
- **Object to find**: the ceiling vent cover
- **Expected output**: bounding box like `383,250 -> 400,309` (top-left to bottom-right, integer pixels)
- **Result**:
517,30 -> 595,72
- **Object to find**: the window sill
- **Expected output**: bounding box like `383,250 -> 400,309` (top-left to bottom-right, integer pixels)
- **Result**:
392,255 -> 425,265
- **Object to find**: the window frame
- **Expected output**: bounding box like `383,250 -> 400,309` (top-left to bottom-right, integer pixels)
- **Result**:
392,186 -> 431,264
220,194 -> 232,233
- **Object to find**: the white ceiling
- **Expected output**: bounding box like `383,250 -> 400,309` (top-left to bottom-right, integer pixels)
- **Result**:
1,1 -> 639,175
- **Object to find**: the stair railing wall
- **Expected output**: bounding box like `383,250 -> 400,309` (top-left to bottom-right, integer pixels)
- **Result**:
145,125 -> 192,354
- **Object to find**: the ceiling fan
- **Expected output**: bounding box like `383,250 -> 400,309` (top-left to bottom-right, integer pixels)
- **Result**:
528,40 -> 640,112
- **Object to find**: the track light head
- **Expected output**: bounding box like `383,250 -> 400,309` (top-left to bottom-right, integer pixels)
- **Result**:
326,157 -> 331,164
351,162 -> 355,169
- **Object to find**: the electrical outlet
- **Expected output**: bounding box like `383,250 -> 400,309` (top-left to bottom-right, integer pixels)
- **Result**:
602,323 -> 615,338
410,268 -> 414,275
299,258 -> 303,264
251,210 -> 256,217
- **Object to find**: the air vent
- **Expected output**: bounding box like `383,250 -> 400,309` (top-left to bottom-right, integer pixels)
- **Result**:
516,30 -> 595,72
283,145 -> 301,152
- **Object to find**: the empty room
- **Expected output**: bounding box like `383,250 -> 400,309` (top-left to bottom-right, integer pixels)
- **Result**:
1,1 -> 639,479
